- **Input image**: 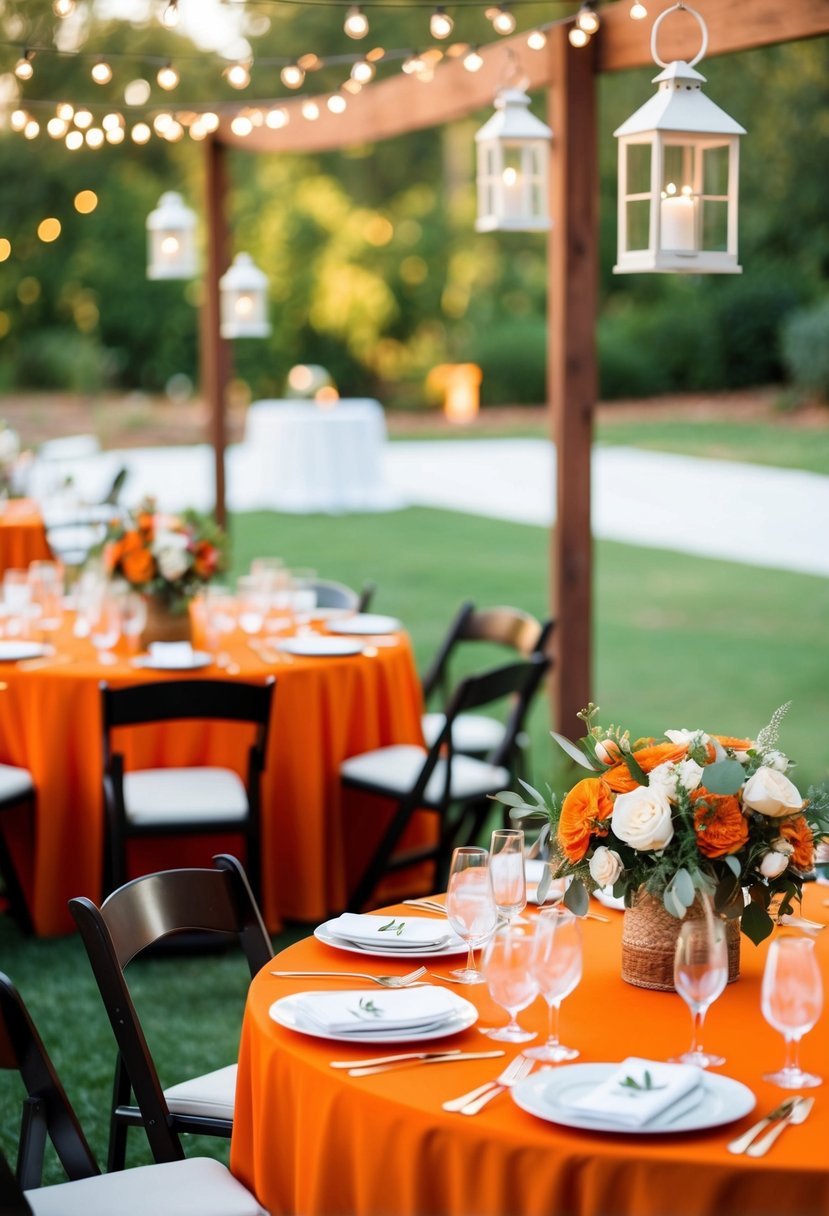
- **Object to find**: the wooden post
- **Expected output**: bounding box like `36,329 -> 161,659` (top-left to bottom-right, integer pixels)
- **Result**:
201,136 -> 231,529
547,27 -> 598,739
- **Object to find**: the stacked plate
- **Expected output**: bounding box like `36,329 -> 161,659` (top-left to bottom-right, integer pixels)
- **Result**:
328,614 -> 401,636
133,643 -> 212,671
270,985 -> 477,1044
315,912 -> 467,959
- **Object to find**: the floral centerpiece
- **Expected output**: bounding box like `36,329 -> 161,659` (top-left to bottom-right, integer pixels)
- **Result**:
101,498 -> 227,615
500,703 -> 829,950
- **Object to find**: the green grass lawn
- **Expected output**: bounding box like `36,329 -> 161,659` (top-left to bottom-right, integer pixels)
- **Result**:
2,504 -> 828,1182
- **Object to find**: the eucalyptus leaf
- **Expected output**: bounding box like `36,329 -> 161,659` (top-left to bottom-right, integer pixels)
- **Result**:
723,854 -> 742,878
510,805 -> 546,820
741,899 -> 774,945
550,731 -> 600,771
564,879 -> 589,917
493,790 -> 531,808
663,886 -> 685,918
517,777 -> 547,807
701,759 -> 745,796
673,867 -> 695,909
536,866 -> 552,904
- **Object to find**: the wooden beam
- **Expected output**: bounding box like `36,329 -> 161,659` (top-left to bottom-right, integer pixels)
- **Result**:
200,136 -> 231,529
548,26 -> 598,740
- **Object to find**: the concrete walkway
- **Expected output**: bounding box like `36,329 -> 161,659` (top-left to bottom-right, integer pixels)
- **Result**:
35,437 -> 829,579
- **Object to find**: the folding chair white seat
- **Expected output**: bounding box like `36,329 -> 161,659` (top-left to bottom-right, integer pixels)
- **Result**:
341,745 -> 510,805
0,765 -> 34,802
24,1156 -> 268,1216
421,711 -> 506,755
123,769 -> 248,827
163,1064 -> 237,1120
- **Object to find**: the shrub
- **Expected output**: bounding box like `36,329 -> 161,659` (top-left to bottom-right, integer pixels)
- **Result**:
14,329 -> 112,394
781,299 -> 829,402
468,317 -> 547,406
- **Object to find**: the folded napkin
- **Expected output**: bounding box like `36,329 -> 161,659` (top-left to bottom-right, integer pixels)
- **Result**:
147,642 -> 194,667
564,1058 -> 702,1128
327,913 -> 458,949
294,987 -> 458,1034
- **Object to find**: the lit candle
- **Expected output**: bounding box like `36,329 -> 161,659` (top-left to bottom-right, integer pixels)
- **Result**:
660,187 -> 696,252
502,165 -> 521,219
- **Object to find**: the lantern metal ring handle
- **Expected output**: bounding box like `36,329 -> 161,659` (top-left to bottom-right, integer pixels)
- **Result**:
650,2 -> 708,69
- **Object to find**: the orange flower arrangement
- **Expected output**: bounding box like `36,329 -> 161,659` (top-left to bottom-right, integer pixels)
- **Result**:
501,703 -> 829,945
100,498 -> 227,612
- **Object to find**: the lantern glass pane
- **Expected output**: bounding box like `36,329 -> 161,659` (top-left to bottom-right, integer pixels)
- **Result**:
625,199 -> 651,251
702,145 -> 729,197
486,145 -> 496,178
662,143 -> 694,195
626,143 -> 651,196
701,199 -> 728,251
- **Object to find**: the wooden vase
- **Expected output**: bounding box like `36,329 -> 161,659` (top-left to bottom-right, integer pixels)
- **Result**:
141,596 -> 192,648
621,890 -> 741,992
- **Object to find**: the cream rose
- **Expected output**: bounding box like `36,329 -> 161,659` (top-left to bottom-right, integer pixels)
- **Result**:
759,850 -> 790,879
649,759 -> 704,802
588,846 -> 623,887
611,785 -> 674,852
665,728 -> 709,748
157,546 -> 190,581
742,766 -> 802,818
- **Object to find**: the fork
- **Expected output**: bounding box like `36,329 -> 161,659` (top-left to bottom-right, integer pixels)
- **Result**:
271,965 -> 428,988
442,1054 -> 534,1114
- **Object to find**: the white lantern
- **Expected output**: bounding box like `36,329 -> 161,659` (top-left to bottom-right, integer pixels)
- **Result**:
219,252 -> 271,339
613,3 -> 745,275
474,87 -> 552,233
146,191 -> 197,280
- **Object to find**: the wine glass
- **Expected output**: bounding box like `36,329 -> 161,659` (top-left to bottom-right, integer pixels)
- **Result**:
480,924 -> 538,1042
89,586 -> 121,665
445,847 -> 498,984
489,828 -> 527,924
236,575 -> 267,638
524,906 -> 583,1062
119,590 -> 147,655
27,560 -> 64,636
3,569 -> 32,638
203,586 -> 236,656
761,935 -> 823,1088
670,916 -> 728,1068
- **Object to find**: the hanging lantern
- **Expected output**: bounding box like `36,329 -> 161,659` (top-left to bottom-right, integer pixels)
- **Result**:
219,253 -> 271,339
146,191 -> 197,280
475,87 -> 552,233
614,3 -> 745,274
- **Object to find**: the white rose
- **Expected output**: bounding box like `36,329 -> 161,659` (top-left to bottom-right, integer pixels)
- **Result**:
763,750 -> 789,773
742,766 -> 802,818
588,846 -> 623,888
770,836 -> 795,858
648,759 -> 704,803
759,850 -> 790,879
676,759 -> 704,792
157,546 -> 190,581
612,785 -> 675,852
665,728 -> 709,747
153,528 -> 189,553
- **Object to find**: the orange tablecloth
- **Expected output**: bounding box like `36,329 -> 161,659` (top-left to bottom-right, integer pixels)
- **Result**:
0,499 -> 51,572
231,887 -> 829,1216
0,622 -> 424,936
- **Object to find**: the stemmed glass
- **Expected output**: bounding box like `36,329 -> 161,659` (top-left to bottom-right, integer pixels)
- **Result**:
525,906 -> 583,1062
236,575 -> 267,638
480,924 -> 538,1042
89,586 -> 121,665
203,586 -> 236,657
27,561 -> 64,637
489,828 -> 527,925
445,846 -> 498,984
670,915 -> 728,1068
761,935 -> 823,1088
119,590 -> 147,656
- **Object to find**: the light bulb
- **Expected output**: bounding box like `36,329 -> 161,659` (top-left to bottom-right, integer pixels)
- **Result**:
280,63 -> 304,89
157,64 -> 180,91
225,62 -> 251,89
85,127 -> 105,148
327,95 -> 347,113
402,52 -> 425,75
630,2 -> 648,17
266,107 -> 288,129
56,102 -> 74,121
568,26 -> 589,47
131,122 -> 152,143
161,0 -> 180,29
10,110 -> 28,132
230,115 -> 253,136
102,112 -> 122,131
351,59 -> 375,84
463,47 -> 483,72
491,6 -> 516,35
527,29 -> 547,50
24,120 -> 40,140
52,0 -> 75,16
301,100 -> 320,121
91,61 -> 112,85
201,112 -> 220,132
576,4 -> 600,34
65,130 -> 84,150
47,117 -> 68,138
106,126 -> 125,144
344,6 -> 369,39
14,53 -> 34,81
74,109 -> 93,129
161,235 -> 180,256
235,294 -> 254,318
429,8 -> 454,39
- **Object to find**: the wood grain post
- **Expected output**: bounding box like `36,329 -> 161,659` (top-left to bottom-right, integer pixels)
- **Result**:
201,136 -> 231,529
547,27 -> 598,739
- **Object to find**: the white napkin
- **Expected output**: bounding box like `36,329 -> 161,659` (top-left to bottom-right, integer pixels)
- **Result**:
147,642 -> 194,667
294,987 -> 458,1034
328,913 -> 457,949
564,1058 -> 702,1128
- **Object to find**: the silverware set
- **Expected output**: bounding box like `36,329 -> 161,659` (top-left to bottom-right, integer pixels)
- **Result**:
442,1054 -> 535,1114
271,965 -> 427,988
727,1095 -> 814,1157
332,1049 -> 506,1077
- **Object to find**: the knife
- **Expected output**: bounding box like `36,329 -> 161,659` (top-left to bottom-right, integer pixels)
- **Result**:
346,1050 -> 505,1077
746,1096 -> 814,1157
726,1097 -> 798,1155
330,1049 -> 463,1069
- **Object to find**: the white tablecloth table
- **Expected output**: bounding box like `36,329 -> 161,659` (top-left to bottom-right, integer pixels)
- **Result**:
244,399 -> 398,513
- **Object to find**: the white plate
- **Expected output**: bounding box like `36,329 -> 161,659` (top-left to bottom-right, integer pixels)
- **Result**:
315,920 -> 468,958
0,641 -> 51,661
594,888 -> 626,912
278,636 -> 363,658
268,991 -> 477,1044
328,614 -> 401,636
512,1063 -> 755,1134
132,650 -> 213,671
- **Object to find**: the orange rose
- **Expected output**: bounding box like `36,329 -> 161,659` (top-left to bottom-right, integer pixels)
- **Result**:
121,546 -> 155,585
137,511 -> 155,539
713,735 -> 753,752
603,743 -> 688,793
692,788 -> 749,858
193,540 -> 219,579
557,777 -> 614,864
778,815 -> 815,873
103,539 -> 123,574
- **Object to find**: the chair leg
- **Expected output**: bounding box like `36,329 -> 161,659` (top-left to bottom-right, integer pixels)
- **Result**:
0,818 -> 33,935
346,793 -> 424,913
107,1056 -> 131,1172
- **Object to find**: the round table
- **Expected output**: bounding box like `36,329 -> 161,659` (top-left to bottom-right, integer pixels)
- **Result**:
243,399 -> 397,513
230,888 -> 829,1216
0,618 -> 425,936
0,499 -> 52,574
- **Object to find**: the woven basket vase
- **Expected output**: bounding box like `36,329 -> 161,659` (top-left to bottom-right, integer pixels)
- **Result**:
621,891 -> 741,992
141,596 -> 192,648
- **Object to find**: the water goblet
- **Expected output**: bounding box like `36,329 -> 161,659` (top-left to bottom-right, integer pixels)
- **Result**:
445,846 -> 498,984
524,906 -> 583,1062
761,935 -> 823,1088
119,590 -> 147,655
670,915 -> 728,1068
480,924 -> 538,1042
3,569 -> 32,638
236,575 -> 267,638
489,828 -> 527,924
89,586 -> 121,665
203,585 -> 236,655
27,560 -> 64,635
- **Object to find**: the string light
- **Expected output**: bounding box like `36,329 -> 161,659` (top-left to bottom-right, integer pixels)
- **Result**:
343,6 -> 369,39
161,0 -> 180,30
463,46 -> 484,72
402,50 -> 425,75
91,60 -> 113,85
52,0 -> 75,16
0,240 -> 11,262
157,63 -> 180,90
102,112 -> 122,131
568,25 -> 589,47
200,112 -> 220,132
56,102 -> 74,121
527,29 -> 546,50
429,7 -> 454,39
74,190 -> 98,214
106,125 -> 125,144
280,62 -> 305,88
65,130 -> 83,150
230,114 -> 253,135
351,58 -> 375,84
10,110 -> 27,132
576,3 -> 600,35
224,62 -> 251,89
47,117 -> 67,138
74,108 -> 93,129
301,99 -> 320,120
131,122 -> 152,143
14,51 -> 35,81
630,1 -> 648,16
490,6 -> 516,35
327,94 -> 347,113
266,107 -> 288,129
85,127 -> 105,147
24,120 -> 40,140
37,218 -> 61,243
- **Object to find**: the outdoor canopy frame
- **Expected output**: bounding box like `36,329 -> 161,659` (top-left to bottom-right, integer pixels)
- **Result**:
200,0 -> 829,738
